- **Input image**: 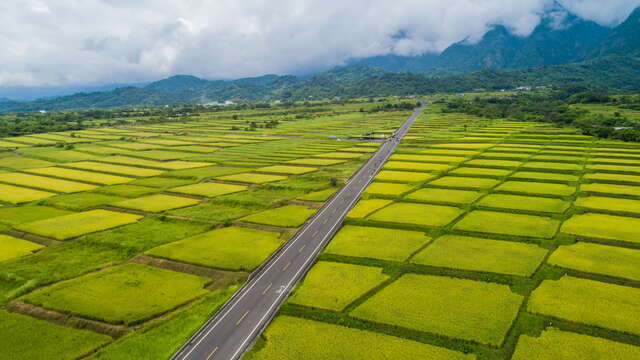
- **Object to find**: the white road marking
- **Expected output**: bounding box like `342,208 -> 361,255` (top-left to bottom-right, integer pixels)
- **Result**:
178,107 -> 422,360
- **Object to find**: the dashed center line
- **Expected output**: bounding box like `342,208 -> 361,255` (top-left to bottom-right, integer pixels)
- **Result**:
205,347 -> 219,360
282,262 -> 291,272
236,311 -> 249,326
262,283 -> 272,295
312,230 -> 319,237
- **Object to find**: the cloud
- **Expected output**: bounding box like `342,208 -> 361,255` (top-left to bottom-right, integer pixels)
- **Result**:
0,0 -> 638,87
558,0 -> 640,26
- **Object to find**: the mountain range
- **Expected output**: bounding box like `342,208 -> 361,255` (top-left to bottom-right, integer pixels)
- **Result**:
351,6 -> 640,73
1,6 -> 638,113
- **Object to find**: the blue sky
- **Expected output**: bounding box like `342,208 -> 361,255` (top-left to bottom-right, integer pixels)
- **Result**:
0,0 -> 638,88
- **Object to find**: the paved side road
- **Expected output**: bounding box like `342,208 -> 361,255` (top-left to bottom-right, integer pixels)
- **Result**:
172,103 -> 425,360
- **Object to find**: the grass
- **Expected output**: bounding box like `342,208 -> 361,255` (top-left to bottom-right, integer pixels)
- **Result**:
450,167 -> 512,177
257,165 -> 317,175
340,146 -> 377,153
587,164 -> 640,173
465,159 -> 522,168
216,173 -> 287,184
146,227 -> 283,271
0,205 -> 72,226
19,149 -> 102,163
561,213 -> 640,244
101,156 -> 211,170
528,276 -> 640,336
351,274 -> 523,346
369,202 -> 464,227
364,182 -> 416,196
391,154 -> 466,163
66,161 -> 164,177
522,162 -> 583,171
0,156 -> 53,170
411,235 -> 547,276
76,217 -> 212,252
240,205 -> 315,227
168,202 -> 261,224
0,183 -> 55,204
287,158 -> 346,166
375,170 -> 435,183
510,171 -> 580,182
90,286 -> 237,360
0,235 -> 44,262
129,150 -> 192,161
0,172 -> 97,193
580,183 -> 640,196
15,209 -> 143,240
27,167 -> 132,185
477,194 -> 570,213
548,242 -> 640,281
325,225 -> 431,262
95,184 -> 161,198
512,328 -> 640,360
585,173 -> 640,184
575,196 -> 640,214
482,152 -> 531,160
421,148 -> 478,156
297,188 -> 336,202
170,182 -> 248,197
23,264 -> 210,325
429,176 -> 500,189
496,181 -> 575,196
0,310 -> 111,360
384,161 -> 452,172
289,261 -> 389,311
346,199 -> 392,219
433,143 -> 492,150
405,188 -> 482,205
129,176 -> 196,189
0,218 -> 209,308
245,316 -> 473,360
113,194 -> 200,213
312,152 -> 363,159
454,210 -> 560,238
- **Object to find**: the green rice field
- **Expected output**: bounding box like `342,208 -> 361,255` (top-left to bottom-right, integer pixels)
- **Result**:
23,264 -> 211,325
15,209 -> 143,240
146,227 -> 284,271
289,261 -> 389,311
251,109 -> 640,360
1,99 -> 640,359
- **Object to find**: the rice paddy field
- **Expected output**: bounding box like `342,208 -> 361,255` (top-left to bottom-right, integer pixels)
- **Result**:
247,103 -> 640,360
0,101 -> 411,359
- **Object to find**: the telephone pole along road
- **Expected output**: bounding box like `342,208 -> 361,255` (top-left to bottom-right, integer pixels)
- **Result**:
172,102 -> 426,360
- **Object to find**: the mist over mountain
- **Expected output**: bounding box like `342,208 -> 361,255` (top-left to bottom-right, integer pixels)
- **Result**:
1,5 -> 638,113
349,6 -> 633,74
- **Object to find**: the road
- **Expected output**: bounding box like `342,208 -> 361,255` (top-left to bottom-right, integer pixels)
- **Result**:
172,102 -> 425,360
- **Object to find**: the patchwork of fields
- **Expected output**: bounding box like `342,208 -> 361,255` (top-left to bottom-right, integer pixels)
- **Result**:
0,102 -> 412,359
247,110 -> 640,360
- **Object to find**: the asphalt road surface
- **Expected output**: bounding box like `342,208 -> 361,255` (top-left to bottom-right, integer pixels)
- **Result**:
172,103 -> 425,360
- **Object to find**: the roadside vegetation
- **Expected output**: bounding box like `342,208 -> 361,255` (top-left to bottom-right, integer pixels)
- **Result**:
0,100 -> 410,358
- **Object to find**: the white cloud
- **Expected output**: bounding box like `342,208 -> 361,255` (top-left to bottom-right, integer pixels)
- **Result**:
0,0 -> 638,87
558,0 -> 640,26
